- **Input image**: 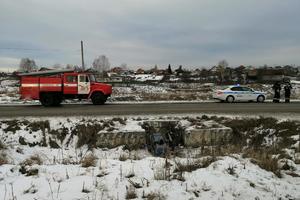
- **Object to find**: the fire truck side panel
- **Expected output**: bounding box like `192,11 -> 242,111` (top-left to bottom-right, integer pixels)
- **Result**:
19,70 -> 112,106
89,83 -> 112,97
39,77 -> 62,92
63,73 -> 78,95
20,76 -> 40,100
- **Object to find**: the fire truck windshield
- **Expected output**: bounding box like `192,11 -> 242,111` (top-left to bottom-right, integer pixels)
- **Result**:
88,74 -> 96,82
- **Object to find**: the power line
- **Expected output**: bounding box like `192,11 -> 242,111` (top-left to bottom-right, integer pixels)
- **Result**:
0,47 -> 80,52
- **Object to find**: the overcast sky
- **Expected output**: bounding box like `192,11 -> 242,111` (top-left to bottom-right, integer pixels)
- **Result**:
0,0 -> 300,71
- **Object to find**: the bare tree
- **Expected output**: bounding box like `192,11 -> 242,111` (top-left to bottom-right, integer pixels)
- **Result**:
92,55 -> 110,73
120,63 -> 127,70
217,59 -> 228,83
218,59 -> 229,68
65,64 -> 75,69
53,63 -> 63,69
19,58 -> 37,72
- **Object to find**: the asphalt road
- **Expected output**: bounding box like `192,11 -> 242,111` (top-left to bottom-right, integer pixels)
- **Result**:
0,102 -> 299,118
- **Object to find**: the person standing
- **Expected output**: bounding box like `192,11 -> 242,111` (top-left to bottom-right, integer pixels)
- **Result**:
284,81 -> 292,103
272,81 -> 281,103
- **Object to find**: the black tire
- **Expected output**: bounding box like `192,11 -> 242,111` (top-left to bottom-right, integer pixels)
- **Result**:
53,94 -> 62,106
40,93 -> 55,107
91,92 -> 106,105
257,95 -> 265,103
226,95 -> 235,103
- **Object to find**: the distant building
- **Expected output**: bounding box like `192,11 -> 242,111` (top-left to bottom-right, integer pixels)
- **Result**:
136,68 -> 145,74
110,67 -> 124,74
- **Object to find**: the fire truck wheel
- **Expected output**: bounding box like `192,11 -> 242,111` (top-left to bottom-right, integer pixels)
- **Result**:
40,93 -> 54,107
53,95 -> 62,106
91,92 -> 105,105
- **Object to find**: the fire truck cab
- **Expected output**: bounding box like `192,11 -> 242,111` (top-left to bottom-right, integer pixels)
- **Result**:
19,69 -> 112,106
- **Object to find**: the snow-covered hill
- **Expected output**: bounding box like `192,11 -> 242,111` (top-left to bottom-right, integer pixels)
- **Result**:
0,115 -> 299,200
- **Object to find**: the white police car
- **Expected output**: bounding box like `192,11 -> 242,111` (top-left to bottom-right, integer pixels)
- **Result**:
213,85 -> 266,103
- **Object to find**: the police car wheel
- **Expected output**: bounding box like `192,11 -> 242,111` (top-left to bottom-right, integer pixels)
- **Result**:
226,96 -> 234,103
257,95 -> 265,103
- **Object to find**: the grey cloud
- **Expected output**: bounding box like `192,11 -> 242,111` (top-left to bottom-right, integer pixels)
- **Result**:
0,0 -> 300,70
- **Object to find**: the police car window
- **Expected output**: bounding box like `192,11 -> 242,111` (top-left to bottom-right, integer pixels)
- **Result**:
242,87 -> 252,91
66,76 -> 77,83
231,87 -> 243,91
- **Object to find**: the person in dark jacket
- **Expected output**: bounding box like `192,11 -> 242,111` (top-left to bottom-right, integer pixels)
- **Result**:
272,81 -> 281,103
284,81 -> 292,103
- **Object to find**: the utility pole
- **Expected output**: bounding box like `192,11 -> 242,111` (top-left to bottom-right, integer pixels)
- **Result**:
81,40 -> 85,70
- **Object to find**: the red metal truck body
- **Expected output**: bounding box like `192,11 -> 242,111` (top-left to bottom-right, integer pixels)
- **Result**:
19,70 -> 112,106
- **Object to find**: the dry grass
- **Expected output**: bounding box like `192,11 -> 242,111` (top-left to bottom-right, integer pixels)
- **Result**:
174,160 -> 201,173
174,157 -> 216,173
119,152 -> 143,161
154,169 -> 166,180
286,171 -> 300,177
81,154 -> 97,168
243,149 -> 281,177
0,152 -> 8,165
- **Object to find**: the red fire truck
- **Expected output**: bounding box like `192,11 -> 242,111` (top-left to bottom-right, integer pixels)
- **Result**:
19,69 -> 112,106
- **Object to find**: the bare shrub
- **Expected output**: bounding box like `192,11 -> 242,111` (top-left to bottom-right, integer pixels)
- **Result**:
0,140 -> 6,149
3,119 -> 22,133
81,154 -> 97,168
22,155 -> 43,166
26,120 -> 50,132
74,124 -> 103,148
19,164 -> 39,176
125,186 -> 137,199
19,155 -> 42,176
112,117 -> 126,125
275,120 -> 299,137
145,191 -> 166,200
49,127 -> 69,143
224,117 -> 278,147
226,165 -> 236,175
119,153 -> 129,161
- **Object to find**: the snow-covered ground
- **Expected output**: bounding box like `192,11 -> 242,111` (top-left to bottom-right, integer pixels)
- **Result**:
0,116 -> 299,200
1,78 -> 300,104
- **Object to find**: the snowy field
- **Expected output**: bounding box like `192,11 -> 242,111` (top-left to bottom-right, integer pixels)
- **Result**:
0,115 -> 299,200
1,78 -> 300,104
